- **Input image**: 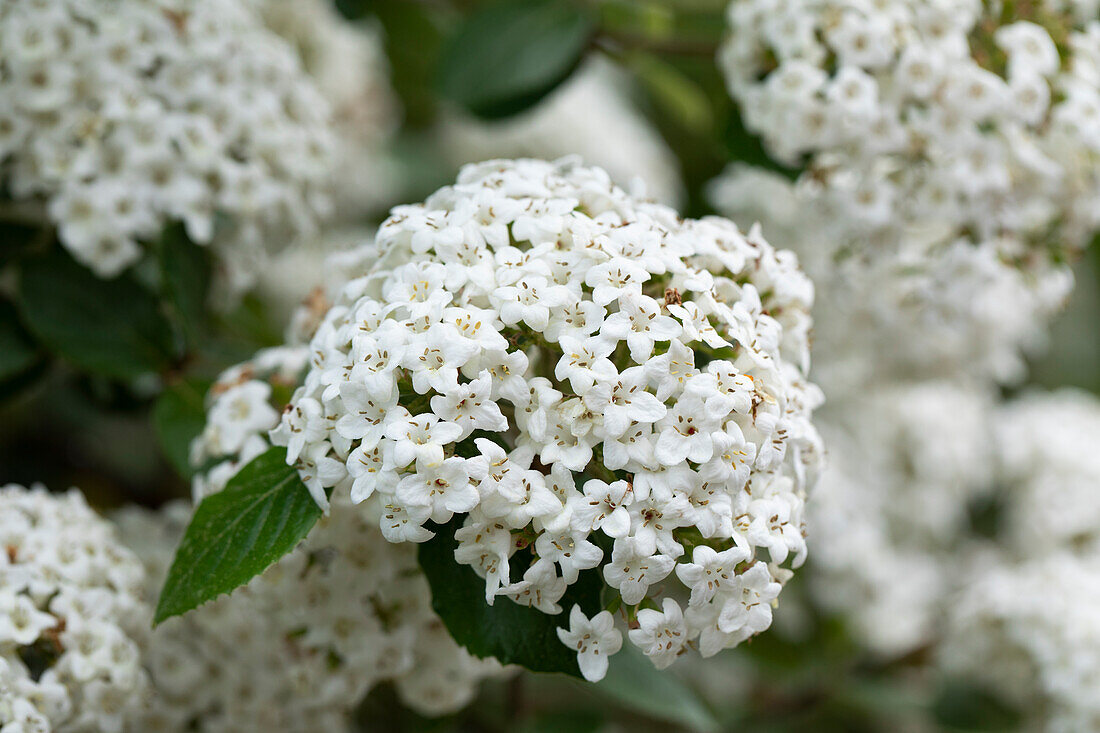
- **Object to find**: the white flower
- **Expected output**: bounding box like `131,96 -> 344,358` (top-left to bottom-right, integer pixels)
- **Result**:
644,339 -> 697,402
554,336 -> 617,394
598,294 -> 682,363
675,545 -> 750,607
655,398 -> 719,465
716,563 -> 782,636
430,370 -> 507,439
571,479 -> 634,538
500,558 -> 567,614
534,527 -> 604,584
347,443 -> 398,503
582,366 -> 667,438
270,397 -> 328,464
627,598 -> 687,670
556,605 -> 623,682
492,276 -> 571,330
585,259 -> 650,306
334,381 -> 399,444
203,382 -> 280,455
603,538 -> 676,605
384,413 -> 464,468
395,457 -> 477,523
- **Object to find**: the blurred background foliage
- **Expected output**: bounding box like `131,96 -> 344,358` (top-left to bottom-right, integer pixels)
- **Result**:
0,0 -> 1095,730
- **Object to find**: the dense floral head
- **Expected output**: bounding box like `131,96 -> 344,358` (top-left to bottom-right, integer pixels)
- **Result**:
712,0 -> 1094,388
270,157 -> 823,677
0,0 -> 334,287
117,500 -> 499,730
0,484 -> 149,732
720,0 -> 1100,254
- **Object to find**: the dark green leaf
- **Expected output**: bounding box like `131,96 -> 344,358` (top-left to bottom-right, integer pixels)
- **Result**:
159,223 -> 210,346
0,297 -> 43,382
153,378 -> 212,478
418,516 -> 603,676
932,678 -> 1023,732
593,644 -> 720,732
368,0 -> 450,128
18,249 -> 178,379
154,446 -> 321,625
0,220 -> 46,267
437,0 -> 595,119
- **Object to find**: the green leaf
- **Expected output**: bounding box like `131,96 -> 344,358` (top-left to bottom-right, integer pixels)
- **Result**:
417,516 -> 603,676
437,0 -> 595,119
153,378 -> 212,478
159,223 -> 210,346
18,249 -> 178,379
593,644 -> 720,732
367,0 -> 449,128
154,446 -> 321,625
0,297 -> 43,383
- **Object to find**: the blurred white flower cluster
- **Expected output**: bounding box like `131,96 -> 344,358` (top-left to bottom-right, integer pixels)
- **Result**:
267,157 -> 823,679
259,0 -> 402,218
713,0 -> 1100,384
116,502 -> 499,731
0,485 -> 148,732
0,0 -> 334,287
940,390 -> 1100,731
168,290 -> 502,730
807,383 -> 996,655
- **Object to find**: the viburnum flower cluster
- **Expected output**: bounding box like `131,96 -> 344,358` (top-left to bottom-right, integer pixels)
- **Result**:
712,0 -> 1100,385
938,392 -> 1100,729
0,485 -> 149,732
173,343 -> 500,729
807,382 -> 996,655
944,555 -> 1100,733
270,157 -> 824,679
721,0 -> 1100,252
710,165 -> 1072,389
116,503 -> 499,731
0,0 -> 334,284
259,0 -> 401,218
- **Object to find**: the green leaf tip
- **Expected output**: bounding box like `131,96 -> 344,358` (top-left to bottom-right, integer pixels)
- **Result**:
153,446 -> 321,625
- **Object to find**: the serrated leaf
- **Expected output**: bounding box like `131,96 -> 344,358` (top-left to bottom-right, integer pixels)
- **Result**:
159,223 -> 210,346
437,0 -> 595,119
593,644 -> 720,732
154,446 -> 320,625
153,378 -> 212,478
418,516 -> 603,676
18,249 -> 178,379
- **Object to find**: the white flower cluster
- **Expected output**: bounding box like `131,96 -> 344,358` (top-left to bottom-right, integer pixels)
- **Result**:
0,0 -> 334,285
993,389 -> 1100,557
712,0 -> 1100,385
259,0 -> 401,218
712,166 -> 1073,390
0,485 -> 149,733
943,554 -> 1100,733
721,0 -> 1100,252
117,502 -> 499,732
441,58 -> 684,207
807,382 -> 996,655
170,341 -> 500,730
270,157 -> 823,679
190,346 -> 309,503
937,390 -> 1100,731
